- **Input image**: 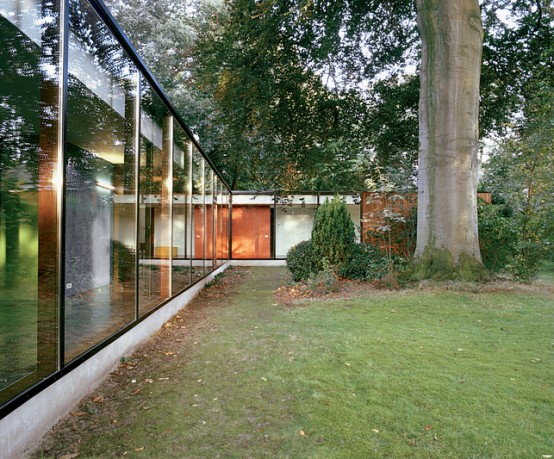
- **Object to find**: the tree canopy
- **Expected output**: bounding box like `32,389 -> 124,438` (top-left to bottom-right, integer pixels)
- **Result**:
106,0 -> 552,193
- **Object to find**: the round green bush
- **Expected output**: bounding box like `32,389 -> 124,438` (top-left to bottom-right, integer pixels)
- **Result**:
286,240 -> 318,282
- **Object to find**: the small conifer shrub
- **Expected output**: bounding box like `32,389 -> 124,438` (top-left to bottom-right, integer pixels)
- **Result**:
311,197 -> 356,268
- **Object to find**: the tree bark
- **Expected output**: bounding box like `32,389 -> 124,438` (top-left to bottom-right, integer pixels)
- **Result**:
414,0 -> 484,277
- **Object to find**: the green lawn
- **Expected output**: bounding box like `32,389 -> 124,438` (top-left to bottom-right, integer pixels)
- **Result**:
35,267 -> 554,458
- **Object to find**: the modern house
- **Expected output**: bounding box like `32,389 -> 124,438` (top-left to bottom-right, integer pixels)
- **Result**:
0,2 -> 367,457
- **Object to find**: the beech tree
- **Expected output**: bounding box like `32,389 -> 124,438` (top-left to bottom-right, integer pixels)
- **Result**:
413,0 -> 486,279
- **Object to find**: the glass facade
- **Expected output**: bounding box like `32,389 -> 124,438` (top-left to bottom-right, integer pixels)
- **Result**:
172,121 -> 193,293
1,0 -> 231,413
1,0 -> 62,406
64,0 -> 138,361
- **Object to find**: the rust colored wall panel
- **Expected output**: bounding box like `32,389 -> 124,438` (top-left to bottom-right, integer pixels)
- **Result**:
232,206 -> 271,259
477,192 -> 492,204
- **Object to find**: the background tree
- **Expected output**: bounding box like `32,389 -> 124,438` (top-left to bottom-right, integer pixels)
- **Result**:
481,81 -> 554,278
105,0 -> 552,278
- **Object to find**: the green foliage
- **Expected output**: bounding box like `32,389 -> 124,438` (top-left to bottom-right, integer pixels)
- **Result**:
338,243 -> 388,281
506,243 -> 545,281
285,240 -> 318,282
112,241 -> 135,283
478,200 -> 519,272
468,198 -> 548,282
481,80 -> 554,281
311,198 -> 356,268
105,0 -> 552,196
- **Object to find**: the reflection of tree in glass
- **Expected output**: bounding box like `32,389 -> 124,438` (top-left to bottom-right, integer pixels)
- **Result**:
69,0 -> 129,81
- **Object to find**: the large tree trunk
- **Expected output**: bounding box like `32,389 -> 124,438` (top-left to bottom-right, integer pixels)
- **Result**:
414,0 -> 485,279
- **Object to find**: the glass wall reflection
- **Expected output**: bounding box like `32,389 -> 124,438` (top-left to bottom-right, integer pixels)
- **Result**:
192,151 -> 205,281
215,181 -> 223,265
64,0 -> 138,361
1,0 -> 231,412
172,122 -> 192,292
205,169 -> 214,272
0,0 -> 60,402
275,195 -> 318,258
138,82 -> 171,315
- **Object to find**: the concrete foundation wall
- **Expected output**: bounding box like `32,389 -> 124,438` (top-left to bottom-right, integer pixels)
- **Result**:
0,262 -> 229,459
231,259 -> 286,267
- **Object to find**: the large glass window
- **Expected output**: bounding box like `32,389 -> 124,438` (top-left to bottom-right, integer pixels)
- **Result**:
172,122 -> 192,292
204,167 -> 214,273
225,188 -> 231,260
191,150 -> 204,281
0,0 -> 233,413
64,0 -> 138,360
215,180 -> 224,265
1,0 -> 61,404
138,82 -> 171,315
275,194 -> 317,258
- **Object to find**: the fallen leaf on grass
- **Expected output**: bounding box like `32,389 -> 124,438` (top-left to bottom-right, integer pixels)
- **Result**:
299,430 -> 306,436
69,411 -> 86,417
92,395 -> 104,404
130,388 -> 141,395
144,378 -> 153,383
162,351 -> 175,356
371,429 -> 379,433
424,425 -> 433,430
134,447 -> 144,452
60,453 -> 80,459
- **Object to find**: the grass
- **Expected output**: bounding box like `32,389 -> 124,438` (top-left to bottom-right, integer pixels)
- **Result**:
538,260 -> 554,286
34,267 -> 554,458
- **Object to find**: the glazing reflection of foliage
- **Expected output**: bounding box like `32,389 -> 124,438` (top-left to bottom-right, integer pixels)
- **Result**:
0,6 -> 59,401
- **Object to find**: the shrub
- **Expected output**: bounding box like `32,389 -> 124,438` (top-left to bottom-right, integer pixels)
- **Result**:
478,201 -> 518,272
478,200 -> 547,281
338,243 -> 388,280
506,242 -> 545,281
311,197 -> 356,268
286,240 -> 318,282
